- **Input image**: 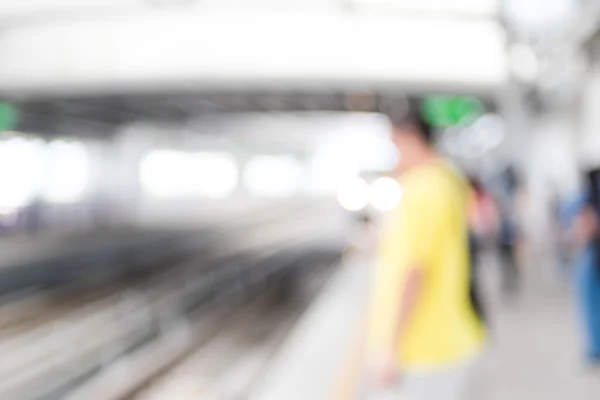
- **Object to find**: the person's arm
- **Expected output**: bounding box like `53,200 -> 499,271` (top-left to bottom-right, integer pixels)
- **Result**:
374,265 -> 424,387
391,266 -> 425,357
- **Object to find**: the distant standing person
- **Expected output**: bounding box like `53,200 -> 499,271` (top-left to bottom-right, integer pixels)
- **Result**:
571,169 -> 600,365
365,106 -> 486,400
467,177 -> 497,327
496,166 -> 523,298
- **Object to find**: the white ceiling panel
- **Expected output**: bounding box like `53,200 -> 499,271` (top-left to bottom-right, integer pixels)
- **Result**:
0,0 -> 141,19
352,0 -> 499,16
0,11 -> 507,95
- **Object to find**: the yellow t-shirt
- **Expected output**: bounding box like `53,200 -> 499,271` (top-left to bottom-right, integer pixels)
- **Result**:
367,160 -> 485,369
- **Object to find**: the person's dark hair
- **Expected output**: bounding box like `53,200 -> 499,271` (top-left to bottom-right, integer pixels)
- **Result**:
503,166 -> 521,192
468,177 -> 484,195
384,101 -> 433,145
586,168 -> 600,208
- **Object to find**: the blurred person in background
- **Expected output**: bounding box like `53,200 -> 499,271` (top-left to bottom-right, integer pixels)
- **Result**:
554,195 -> 574,279
515,183 -> 531,271
570,169 -> 600,365
468,176 -> 499,259
365,105 -> 486,400
496,166 -> 523,298
467,176 -> 497,327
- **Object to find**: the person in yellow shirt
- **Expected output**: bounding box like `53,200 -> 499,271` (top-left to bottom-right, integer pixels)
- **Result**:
365,106 -> 486,400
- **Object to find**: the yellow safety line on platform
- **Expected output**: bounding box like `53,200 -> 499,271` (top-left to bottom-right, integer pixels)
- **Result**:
330,322 -> 365,400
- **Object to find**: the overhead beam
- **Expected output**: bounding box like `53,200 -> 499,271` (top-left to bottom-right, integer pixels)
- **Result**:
0,11 -> 507,98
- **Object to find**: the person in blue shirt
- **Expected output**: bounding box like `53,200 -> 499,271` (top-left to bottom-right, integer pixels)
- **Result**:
570,169 -> 600,364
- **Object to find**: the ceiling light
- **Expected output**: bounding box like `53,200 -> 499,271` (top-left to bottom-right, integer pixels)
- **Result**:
243,155 -> 303,198
42,140 -> 89,204
370,177 -> 402,211
337,177 -> 370,212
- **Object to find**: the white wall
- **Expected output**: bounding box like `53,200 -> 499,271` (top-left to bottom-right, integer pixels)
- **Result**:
525,115 -> 580,247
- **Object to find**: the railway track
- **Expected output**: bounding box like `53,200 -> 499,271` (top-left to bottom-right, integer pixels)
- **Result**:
127,258 -> 336,400
0,203 -> 344,400
0,236 -> 340,400
57,250 -> 339,400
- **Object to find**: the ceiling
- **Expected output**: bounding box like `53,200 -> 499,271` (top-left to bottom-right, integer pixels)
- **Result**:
0,1 -> 503,137
13,91 -> 496,137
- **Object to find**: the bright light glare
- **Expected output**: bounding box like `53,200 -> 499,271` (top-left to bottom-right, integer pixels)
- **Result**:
504,0 -> 576,34
140,150 -> 190,198
337,177 -> 370,212
42,140 -> 90,204
243,155 -> 303,198
509,43 -> 538,83
308,131 -> 396,195
140,150 -> 239,199
0,137 -> 45,210
308,144 -> 360,195
370,177 -> 402,211
191,153 -> 238,199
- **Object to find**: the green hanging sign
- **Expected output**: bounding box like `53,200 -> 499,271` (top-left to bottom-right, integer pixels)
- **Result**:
421,96 -> 484,127
0,103 -> 18,132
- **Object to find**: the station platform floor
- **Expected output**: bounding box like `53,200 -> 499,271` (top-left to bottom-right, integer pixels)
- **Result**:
254,254 -> 600,400
473,256 -> 600,400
